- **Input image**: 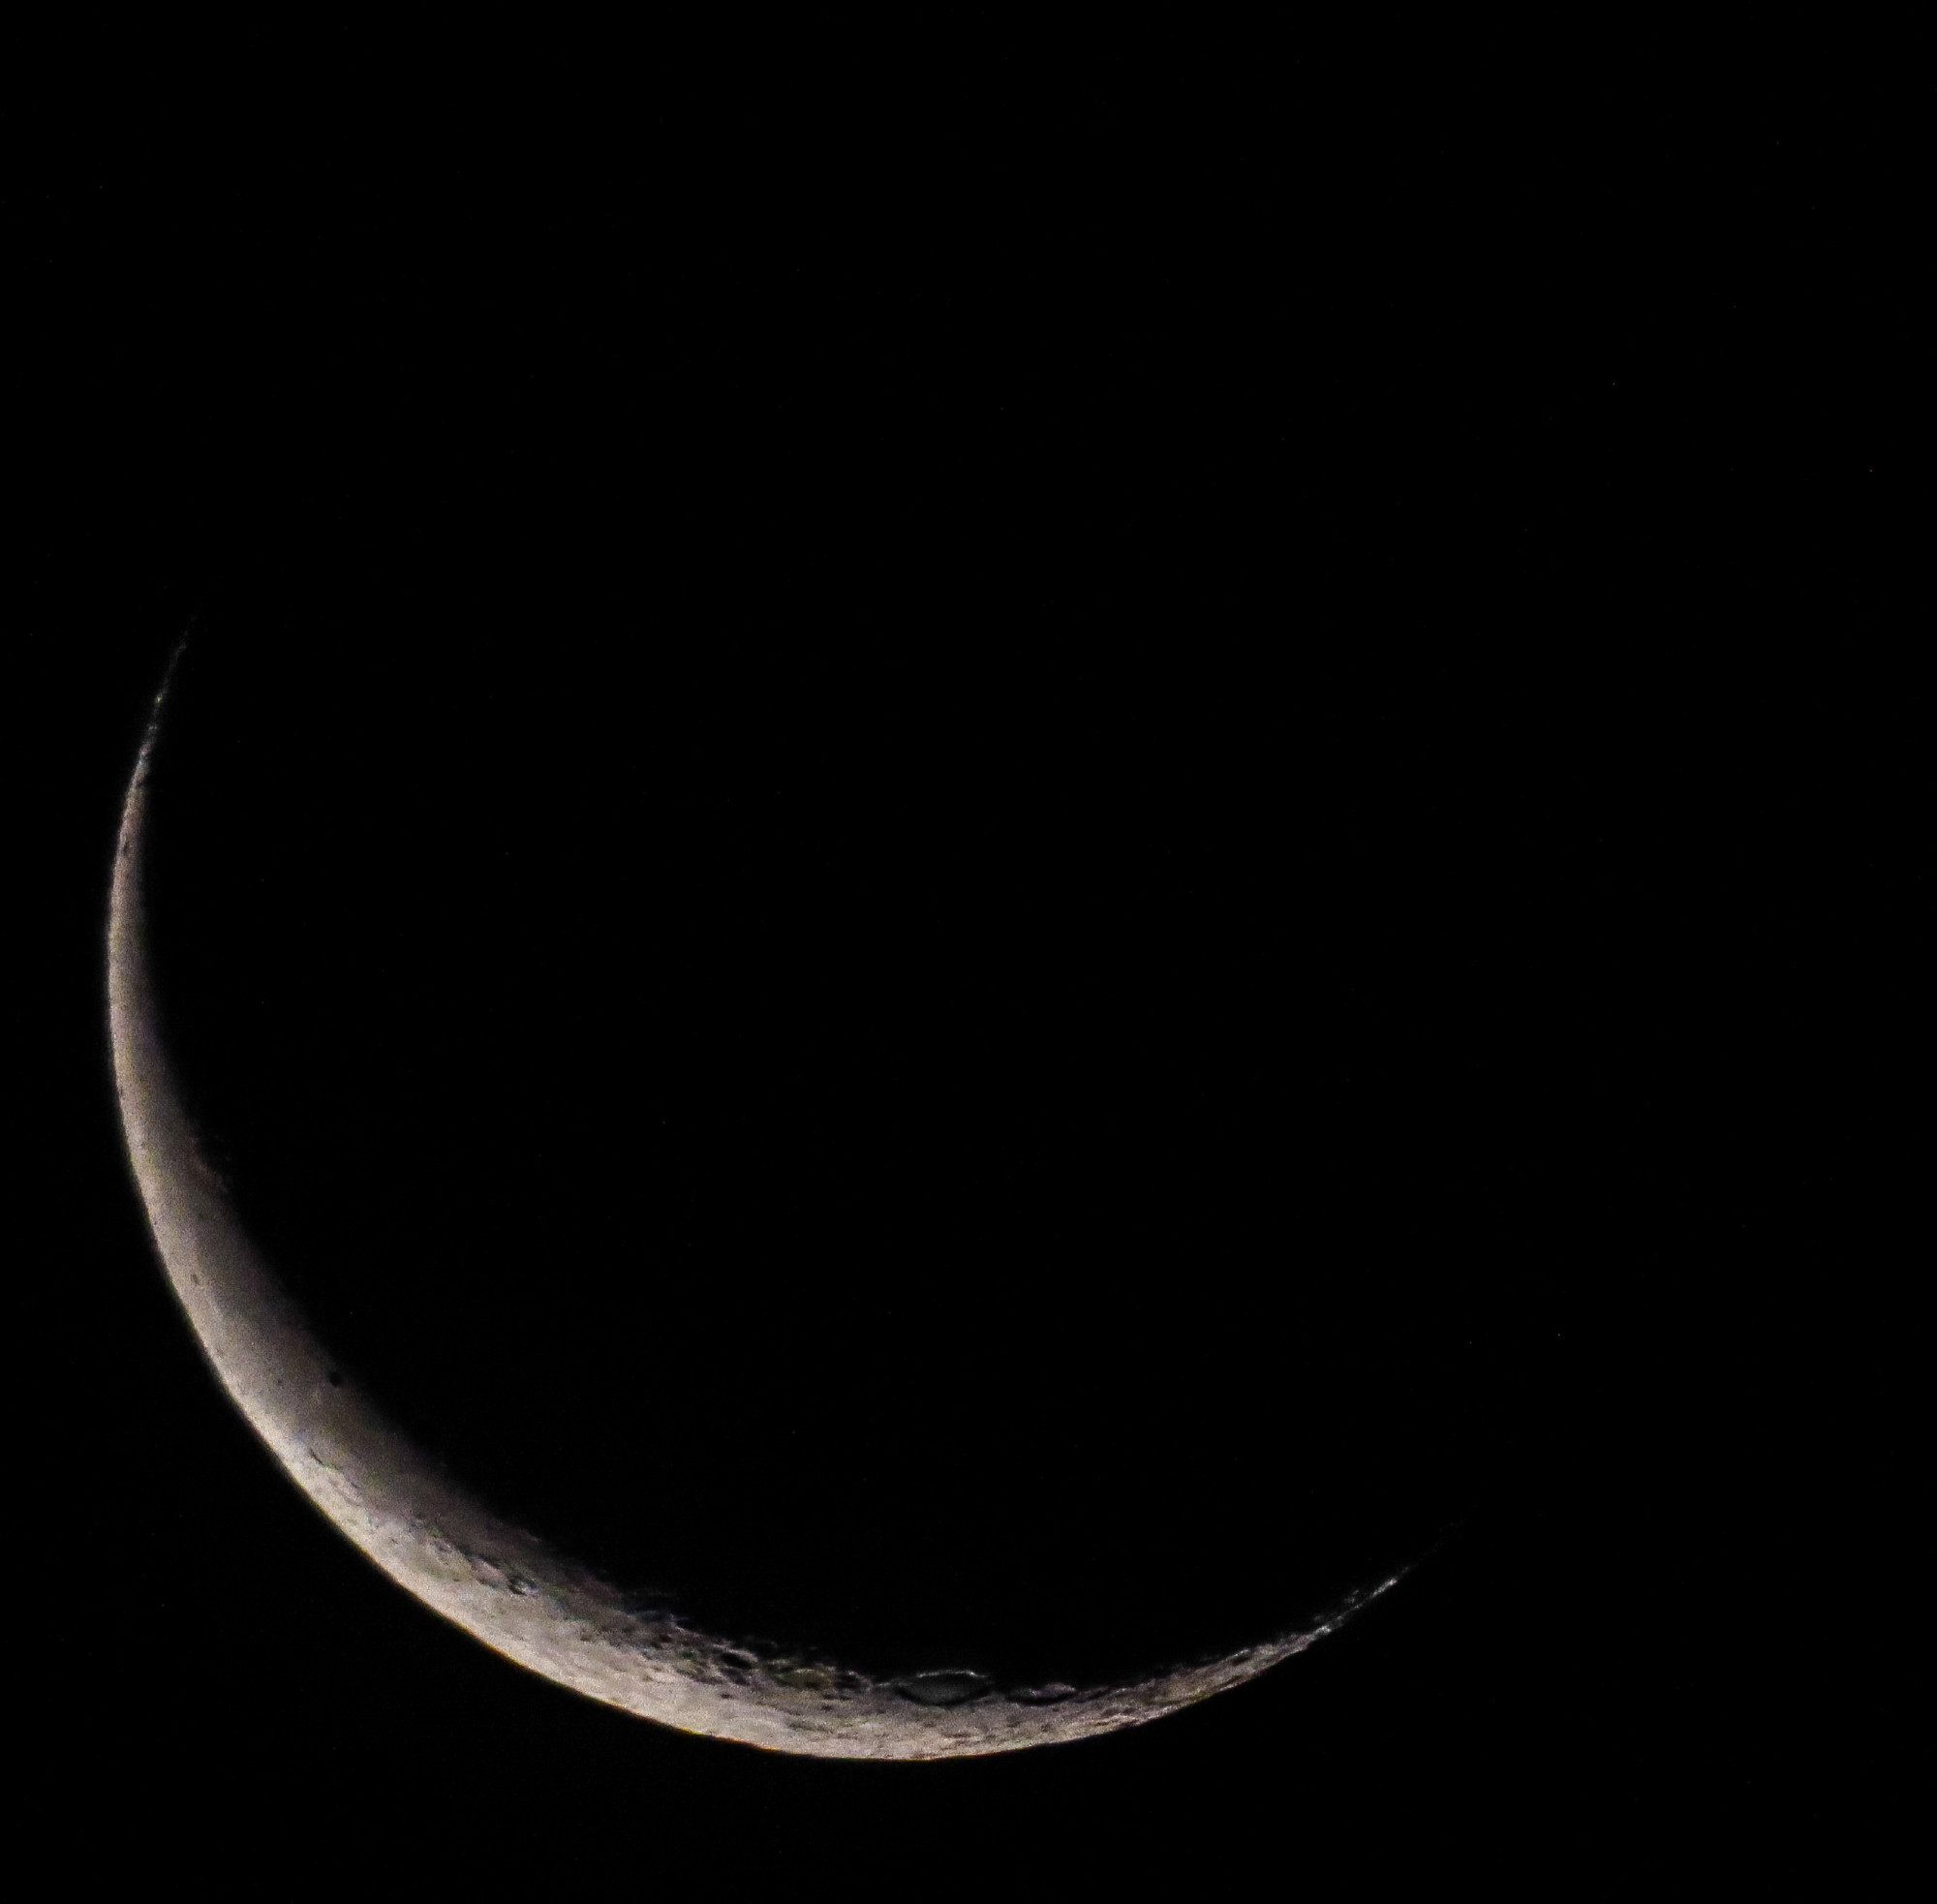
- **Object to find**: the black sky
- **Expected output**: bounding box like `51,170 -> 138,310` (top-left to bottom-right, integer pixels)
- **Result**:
16,37 -> 1920,1889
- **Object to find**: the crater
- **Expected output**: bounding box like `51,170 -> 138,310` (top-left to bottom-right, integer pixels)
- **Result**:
895,1670 -> 993,1708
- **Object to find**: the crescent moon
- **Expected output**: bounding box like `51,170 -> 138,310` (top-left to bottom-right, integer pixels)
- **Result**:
108,660 -> 1403,1759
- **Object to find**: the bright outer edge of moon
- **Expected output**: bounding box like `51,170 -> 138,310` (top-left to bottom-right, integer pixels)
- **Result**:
108,662 -> 1404,1760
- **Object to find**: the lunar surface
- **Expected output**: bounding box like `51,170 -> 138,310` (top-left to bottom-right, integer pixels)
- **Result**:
109,660 -> 1408,1759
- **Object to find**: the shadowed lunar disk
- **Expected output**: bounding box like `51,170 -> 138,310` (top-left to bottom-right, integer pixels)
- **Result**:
109,646 -> 1442,1759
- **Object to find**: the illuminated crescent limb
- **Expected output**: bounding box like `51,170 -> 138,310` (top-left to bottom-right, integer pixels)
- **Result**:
108,667 -> 1385,1758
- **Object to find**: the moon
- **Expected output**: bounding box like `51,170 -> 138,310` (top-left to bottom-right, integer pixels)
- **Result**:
108,658 -> 1406,1760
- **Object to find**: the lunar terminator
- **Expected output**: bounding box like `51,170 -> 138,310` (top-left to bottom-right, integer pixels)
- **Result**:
108,656 -> 1404,1759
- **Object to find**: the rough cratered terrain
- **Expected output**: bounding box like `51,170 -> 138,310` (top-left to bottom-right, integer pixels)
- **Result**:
108,667 -> 1407,1758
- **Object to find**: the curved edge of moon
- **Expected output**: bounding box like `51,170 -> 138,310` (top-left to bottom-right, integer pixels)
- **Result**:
108,668 -> 1403,1758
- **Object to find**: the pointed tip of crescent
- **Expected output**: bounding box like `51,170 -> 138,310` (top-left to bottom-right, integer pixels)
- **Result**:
132,637 -> 190,781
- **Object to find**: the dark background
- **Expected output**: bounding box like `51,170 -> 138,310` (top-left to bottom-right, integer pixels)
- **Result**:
15,31 -> 1921,1889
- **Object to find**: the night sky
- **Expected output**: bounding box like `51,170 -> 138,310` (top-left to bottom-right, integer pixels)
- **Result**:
17,37 -> 1918,1889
